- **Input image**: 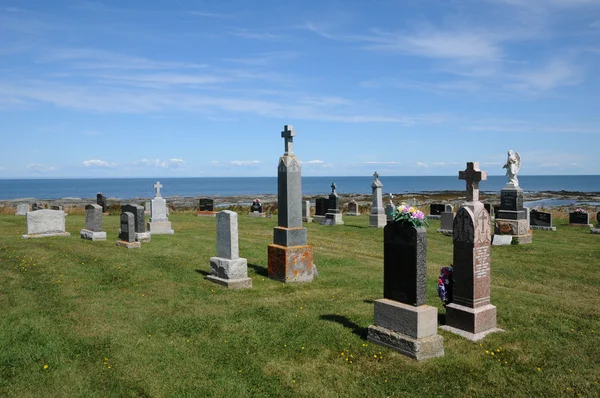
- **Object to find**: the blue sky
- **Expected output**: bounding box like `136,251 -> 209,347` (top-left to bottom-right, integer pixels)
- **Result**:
1,0 -> 599,178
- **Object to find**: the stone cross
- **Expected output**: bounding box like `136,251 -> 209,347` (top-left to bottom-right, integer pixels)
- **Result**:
281,125 -> 295,156
331,182 -> 337,194
154,181 -> 163,197
458,162 -> 487,202
373,171 -> 379,180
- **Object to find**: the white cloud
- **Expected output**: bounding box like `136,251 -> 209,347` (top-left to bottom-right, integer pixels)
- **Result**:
416,162 -> 428,168
230,160 -> 260,166
541,163 -> 559,167
27,163 -> 55,172
83,159 -> 116,168
211,160 -> 220,165
363,161 -> 402,164
134,158 -> 186,168
306,160 -> 324,164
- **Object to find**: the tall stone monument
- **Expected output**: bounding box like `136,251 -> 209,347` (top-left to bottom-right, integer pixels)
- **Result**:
267,125 -> 314,283
122,204 -> 151,242
369,172 -> 386,228
441,162 -> 501,341
80,204 -> 106,241
97,193 -> 107,213
116,212 -> 141,249
147,181 -> 174,234
322,183 -> 344,225
207,210 -> 252,289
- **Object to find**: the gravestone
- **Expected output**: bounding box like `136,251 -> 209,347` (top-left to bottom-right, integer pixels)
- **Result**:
569,211 -> 592,227
591,211 -> 600,234
346,200 -> 360,216
530,210 -> 556,231
32,203 -> 43,211
97,193 -> 107,213
385,194 -> 395,222
302,200 -> 312,223
80,204 -> 106,241
15,203 -> 29,216
437,212 -> 454,236
116,212 -> 140,248
249,198 -> 265,218
322,183 -> 344,225
314,197 -> 328,223
441,162 -> 501,341
494,173 -> 532,244
370,172 -> 386,228
51,205 -> 63,211
429,204 -> 446,220
267,125 -> 314,283
122,204 -> 151,242
207,210 -> 252,289
198,198 -> 216,217
147,181 -> 174,234
22,209 -> 70,239
144,201 -> 151,214
367,218 -> 444,360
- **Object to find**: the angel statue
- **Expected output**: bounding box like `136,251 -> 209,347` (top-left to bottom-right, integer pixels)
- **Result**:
502,150 -> 521,186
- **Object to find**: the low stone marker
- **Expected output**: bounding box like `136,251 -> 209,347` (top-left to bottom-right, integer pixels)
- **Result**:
15,203 -> 29,215
147,182 -> 174,234
492,235 -> 512,245
207,210 -> 252,289
437,212 -> 454,236
80,204 -> 106,241
122,204 -> 151,242
22,209 -> 70,239
346,200 -> 360,216
249,198 -> 265,218
116,212 -> 141,249
569,210 -> 592,227
302,200 -> 312,223
530,210 -> 556,231
484,203 -> 494,219
198,198 -> 216,217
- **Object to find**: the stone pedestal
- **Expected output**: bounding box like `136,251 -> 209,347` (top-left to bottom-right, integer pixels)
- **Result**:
442,304 -> 501,341
80,229 -> 106,241
494,184 -> 531,244
368,299 -> 443,361
147,221 -> 174,234
208,257 -> 252,289
268,244 -> 313,283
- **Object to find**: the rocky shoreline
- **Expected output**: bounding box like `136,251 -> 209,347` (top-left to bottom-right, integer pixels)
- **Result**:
1,190 -> 600,211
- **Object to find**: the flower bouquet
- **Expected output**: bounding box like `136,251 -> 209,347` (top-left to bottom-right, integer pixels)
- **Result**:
574,208 -> 587,214
391,203 -> 428,228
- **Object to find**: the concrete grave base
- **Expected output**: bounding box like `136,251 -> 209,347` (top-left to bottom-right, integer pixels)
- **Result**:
135,232 -> 152,242
197,211 -> 216,217
22,232 -> 70,239
80,229 -> 107,241
147,221 -> 174,234
444,303 -> 499,338
367,325 -> 444,361
248,212 -> 266,218
210,257 -> 249,280
510,233 -> 533,244
206,275 -> 252,289
531,225 -> 557,231
373,299 -> 438,339
267,244 -> 314,283
437,228 -> 453,236
116,240 -> 141,249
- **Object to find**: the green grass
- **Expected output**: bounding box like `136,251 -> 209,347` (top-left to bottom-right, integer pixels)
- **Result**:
0,213 -> 599,397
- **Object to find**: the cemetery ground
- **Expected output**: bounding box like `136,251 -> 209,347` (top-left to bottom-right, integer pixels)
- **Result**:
0,214 -> 598,397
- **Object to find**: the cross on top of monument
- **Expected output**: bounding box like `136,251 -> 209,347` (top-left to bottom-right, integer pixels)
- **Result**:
154,181 -> 163,197
373,171 -> 379,180
331,182 -> 337,194
458,162 -> 487,202
281,125 -> 296,156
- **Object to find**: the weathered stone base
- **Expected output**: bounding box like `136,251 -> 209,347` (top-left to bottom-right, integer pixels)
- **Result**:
267,244 -> 313,283
495,218 -> 529,236
302,217 -> 313,223
373,300 -> 438,339
135,232 -> 152,243
569,223 -> 593,227
147,221 -> 174,234
116,240 -> 141,249
367,325 -> 444,361
80,229 -> 107,241
369,213 -> 387,228
248,212 -> 266,218
22,232 -> 71,239
321,213 -> 344,225
210,257 -> 249,280
437,229 -> 453,236
444,303 -> 498,338
531,225 -> 556,231
197,211 -> 216,217
206,275 -> 252,289
591,228 -> 600,234
439,325 -> 504,341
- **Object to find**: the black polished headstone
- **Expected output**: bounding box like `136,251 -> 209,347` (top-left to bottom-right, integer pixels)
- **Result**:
97,193 -> 107,213
315,197 -> 328,216
328,193 -> 340,214
569,212 -> 589,225
430,204 -> 446,216
530,210 -> 552,228
119,212 -> 135,242
251,202 -> 263,213
199,198 -> 214,211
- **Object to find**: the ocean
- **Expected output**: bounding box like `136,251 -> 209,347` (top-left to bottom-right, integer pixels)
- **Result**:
0,175 -> 599,200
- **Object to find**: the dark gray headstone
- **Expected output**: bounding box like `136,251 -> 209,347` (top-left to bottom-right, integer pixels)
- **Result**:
530,210 -> 552,228
119,212 -> 135,242
430,204 -> 445,216
199,198 -> 214,211
315,197 -> 328,216
328,193 -> 340,214
121,204 -> 145,232
347,200 -> 358,214
569,212 -> 589,225
85,204 -> 103,232
97,193 -> 107,213
250,200 -> 263,213
383,222 -> 427,306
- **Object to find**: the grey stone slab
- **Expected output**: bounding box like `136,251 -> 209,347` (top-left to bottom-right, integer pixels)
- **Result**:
85,204 -> 103,232
347,200 -> 360,216
590,228 -> 600,234
206,275 -> 252,289
80,229 -> 107,241
24,209 -> 67,236
273,227 -> 307,246
147,221 -> 174,234
531,225 -> 557,231
367,324 -> 444,361
492,235 -> 512,245
22,232 -> 70,239
119,212 -> 135,242
216,210 -> 239,259
210,257 -> 248,280
122,204 -> 145,232
277,156 -> 303,229
373,299 -> 438,339
439,212 -> 454,231
302,200 -> 312,222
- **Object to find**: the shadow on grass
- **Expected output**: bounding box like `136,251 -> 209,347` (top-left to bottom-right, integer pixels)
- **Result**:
195,269 -> 210,277
363,299 -> 374,304
320,314 -> 368,340
343,225 -> 370,229
247,263 -> 268,277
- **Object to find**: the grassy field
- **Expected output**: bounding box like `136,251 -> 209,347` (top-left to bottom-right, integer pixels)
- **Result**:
0,212 -> 599,397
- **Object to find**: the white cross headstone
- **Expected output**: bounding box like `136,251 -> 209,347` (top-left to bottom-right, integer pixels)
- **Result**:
154,181 -> 163,198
